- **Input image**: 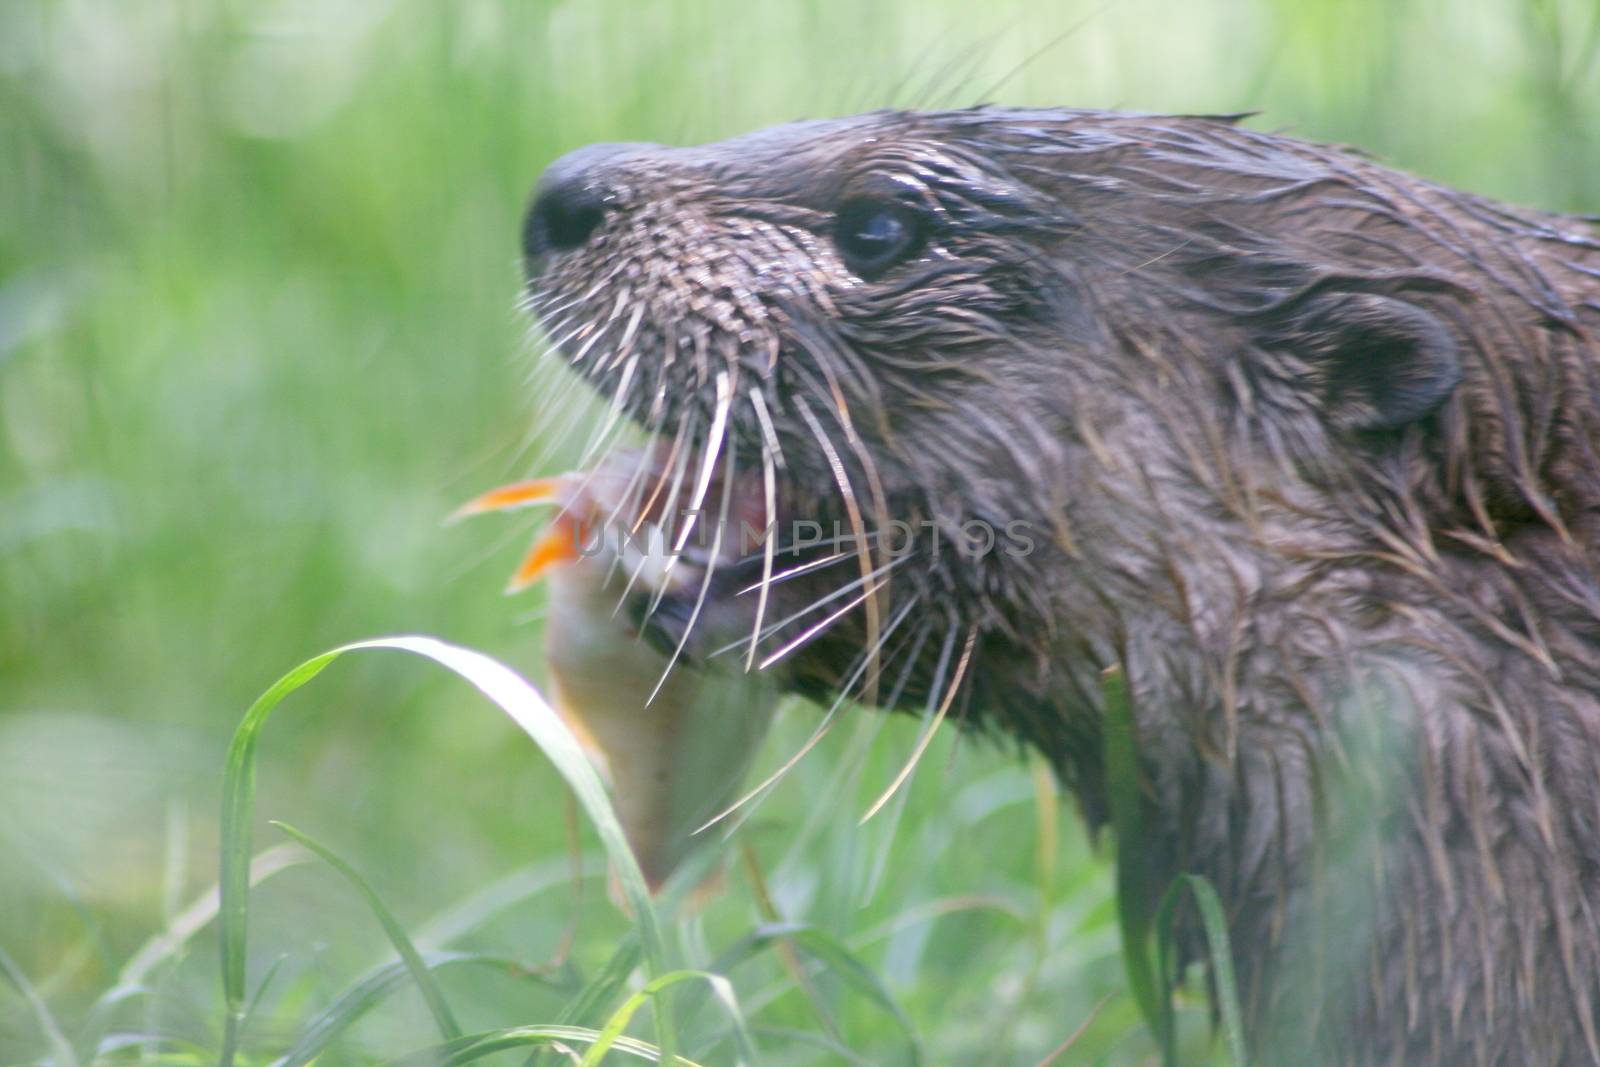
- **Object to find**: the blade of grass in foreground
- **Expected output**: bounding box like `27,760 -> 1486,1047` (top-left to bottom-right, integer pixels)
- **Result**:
527,933 -> 644,1067
556,933 -> 644,1026
1106,665 -> 1248,1066
1102,664 -> 1174,1058
270,820 -> 462,1040
581,970 -> 754,1067
1155,874 -> 1248,1067
121,842 -> 306,989
279,953 -> 525,1067
0,943 -> 78,1067
71,843 -> 307,1065
710,922 -> 923,1066
387,1026 -> 705,1067
218,636 -> 665,1067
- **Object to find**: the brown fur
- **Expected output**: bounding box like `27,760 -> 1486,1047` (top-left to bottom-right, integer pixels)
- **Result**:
520,108 -> 1600,1065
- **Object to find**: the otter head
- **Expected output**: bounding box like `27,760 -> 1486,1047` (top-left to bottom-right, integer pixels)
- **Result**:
520,111 -> 1081,501
517,107 -> 1495,737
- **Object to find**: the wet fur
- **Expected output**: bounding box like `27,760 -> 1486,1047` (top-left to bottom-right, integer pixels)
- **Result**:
521,108 -> 1600,1065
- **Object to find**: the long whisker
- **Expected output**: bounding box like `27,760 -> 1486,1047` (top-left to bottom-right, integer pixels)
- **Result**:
757,558 -> 907,671
647,431 -> 738,705
694,591 -> 922,836
598,428 -> 663,590
735,548 -> 860,595
709,553 -> 903,661
859,622 -> 979,822
599,301 -> 648,374
672,369 -> 735,554
641,416 -> 699,623
576,349 -> 641,468
439,510 -> 546,587
611,418 -> 699,619
784,346 -> 893,639
748,386 -> 787,471
526,353 -> 589,422
522,362 -> 604,474
633,409 -> 692,535
561,314 -> 613,371
856,614 -> 943,903
745,386 -> 786,671
795,392 -> 883,702
603,429 -> 664,531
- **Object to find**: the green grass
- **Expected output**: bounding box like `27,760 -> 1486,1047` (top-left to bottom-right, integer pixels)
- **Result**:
1,0 -> 1596,1063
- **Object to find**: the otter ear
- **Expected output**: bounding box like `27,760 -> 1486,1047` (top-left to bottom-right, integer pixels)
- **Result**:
1276,292 -> 1463,432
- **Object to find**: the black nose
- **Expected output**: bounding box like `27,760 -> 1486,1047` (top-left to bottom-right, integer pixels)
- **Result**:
523,143 -> 654,268
524,178 -> 608,257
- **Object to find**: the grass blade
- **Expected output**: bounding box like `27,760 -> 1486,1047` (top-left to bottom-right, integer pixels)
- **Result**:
387,1026 -> 707,1067
220,649 -> 346,1065
278,953 -> 520,1067
71,843 -> 306,1064
218,636 -> 667,1066
1101,664 -> 1174,1058
122,842 -> 305,989
738,844 -> 842,1046
1108,664 -> 1248,1066
6,848 -> 114,978
711,922 -> 922,1066
0,943 -> 78,1067
559,933 -> 644,1026
579,970 -> 753,1067
527,933 -> 644,1067
270,820 -> 462,1040
1155,874 -> 1248,1067
242,954 -> 290,1048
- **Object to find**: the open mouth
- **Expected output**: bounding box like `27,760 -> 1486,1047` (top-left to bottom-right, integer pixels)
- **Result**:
452,447 -> 784,890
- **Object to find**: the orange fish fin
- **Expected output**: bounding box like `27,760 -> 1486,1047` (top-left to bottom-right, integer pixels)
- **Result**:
505,521 -> 580,593
449,477 -> 566,522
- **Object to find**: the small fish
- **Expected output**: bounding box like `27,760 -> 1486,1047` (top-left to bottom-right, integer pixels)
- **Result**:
455,454 -> 778,891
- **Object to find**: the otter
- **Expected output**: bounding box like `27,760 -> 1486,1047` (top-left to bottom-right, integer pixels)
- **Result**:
515,108 -> 1600,1065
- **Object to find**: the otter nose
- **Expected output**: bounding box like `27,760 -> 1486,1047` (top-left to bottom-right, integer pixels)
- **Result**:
523,142 -> 654,268
526,178 -> 607,254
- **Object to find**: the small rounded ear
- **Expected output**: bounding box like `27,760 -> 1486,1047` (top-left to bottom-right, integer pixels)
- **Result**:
1271,292 -> 1463,432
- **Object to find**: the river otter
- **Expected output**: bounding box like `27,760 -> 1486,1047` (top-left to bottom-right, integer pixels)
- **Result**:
515,108 -> 1600,1065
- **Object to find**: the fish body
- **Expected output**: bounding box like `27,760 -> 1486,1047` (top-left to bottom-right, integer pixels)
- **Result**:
457,456 -> 778,889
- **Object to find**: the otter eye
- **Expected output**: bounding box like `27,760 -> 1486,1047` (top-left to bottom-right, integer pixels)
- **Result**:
832,199 -> 925,278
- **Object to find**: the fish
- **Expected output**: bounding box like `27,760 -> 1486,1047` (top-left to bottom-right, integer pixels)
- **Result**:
454,452 -> 779,891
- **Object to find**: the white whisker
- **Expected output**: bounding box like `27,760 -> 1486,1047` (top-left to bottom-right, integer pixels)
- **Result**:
757,560 -> 906,671
713,554 -> 903,660
735,549 -> 855,595
795,391 -> 883,703
672,369 -> 734,553
748,386 -> 787,470
860,623 -> 979,822
694,591 -> 922,837
577,350 -> 641,467
647,432 -> 739,705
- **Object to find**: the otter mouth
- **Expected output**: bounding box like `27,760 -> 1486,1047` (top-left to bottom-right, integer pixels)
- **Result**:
452,420 -> 973,888
523,254 -> 868,590
456,440 -> 771,589
451,452 -> 786,891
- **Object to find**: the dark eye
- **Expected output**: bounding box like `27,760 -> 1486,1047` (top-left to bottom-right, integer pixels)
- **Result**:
832,198 -> 925,278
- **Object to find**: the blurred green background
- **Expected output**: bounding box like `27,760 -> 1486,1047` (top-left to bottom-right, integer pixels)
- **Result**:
1,1 -> 1595,1064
